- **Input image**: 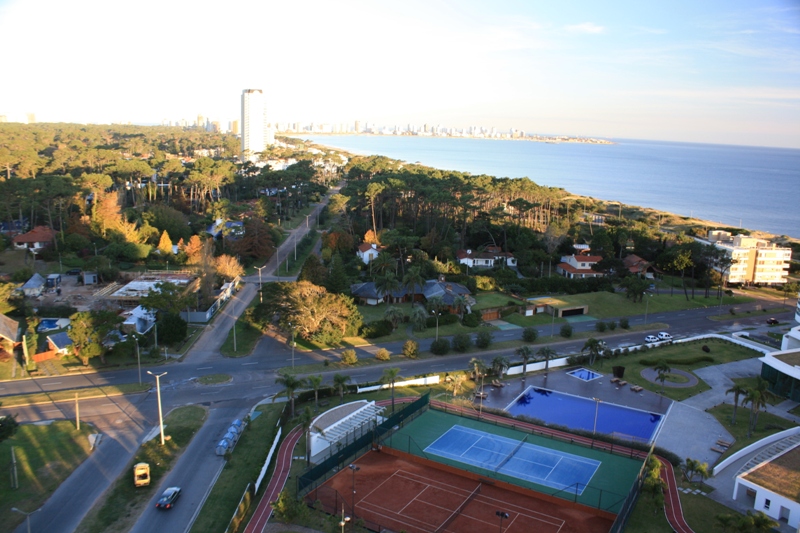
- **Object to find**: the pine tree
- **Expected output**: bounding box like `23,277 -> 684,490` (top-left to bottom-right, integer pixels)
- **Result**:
326,253 -> 349,295
158,230 -> 173,256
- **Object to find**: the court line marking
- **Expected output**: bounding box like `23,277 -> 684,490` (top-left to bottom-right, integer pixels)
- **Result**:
360,469 -> 565,531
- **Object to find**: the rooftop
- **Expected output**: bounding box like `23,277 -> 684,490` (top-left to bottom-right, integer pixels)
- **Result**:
742,444 -> 800,503
109,274 -> 194,300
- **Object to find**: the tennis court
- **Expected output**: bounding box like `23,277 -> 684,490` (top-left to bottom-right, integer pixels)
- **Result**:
425,425 -> 600,495
312,450 -> 614,533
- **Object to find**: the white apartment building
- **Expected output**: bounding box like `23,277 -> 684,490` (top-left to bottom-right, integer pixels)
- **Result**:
241,89 -> 267,162
710,233 -> 791,286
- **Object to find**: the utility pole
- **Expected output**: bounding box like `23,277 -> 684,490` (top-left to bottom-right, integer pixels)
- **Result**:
75,393 -> 80,430
148,371 -> 168,445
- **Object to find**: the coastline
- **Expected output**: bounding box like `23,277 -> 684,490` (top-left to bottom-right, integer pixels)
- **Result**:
295,136 -> 799,247
286,132 -> 614,145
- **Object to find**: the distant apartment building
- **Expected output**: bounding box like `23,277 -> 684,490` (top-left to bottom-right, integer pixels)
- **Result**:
706,231 -> 791,286
241,89 -> 267,162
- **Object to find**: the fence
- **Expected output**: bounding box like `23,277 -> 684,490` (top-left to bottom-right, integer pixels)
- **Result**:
224,482 -> 254,533
255,427 -> 282,493
296,392 -> 430,495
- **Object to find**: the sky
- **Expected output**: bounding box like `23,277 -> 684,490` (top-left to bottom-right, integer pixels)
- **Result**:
0,0 -> 798,148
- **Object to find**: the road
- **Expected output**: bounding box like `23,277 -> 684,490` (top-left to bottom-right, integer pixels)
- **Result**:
2,205 -> 796,533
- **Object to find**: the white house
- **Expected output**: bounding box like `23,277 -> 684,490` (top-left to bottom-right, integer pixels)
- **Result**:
733,443 -> 800,529
19,273 -> 46,297
456,246 -> 516,268
556,252 -> 605,279
356,243 -> 383,264
12,226 -> 56,255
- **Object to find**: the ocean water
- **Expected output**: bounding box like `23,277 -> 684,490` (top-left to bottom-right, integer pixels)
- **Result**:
303,135 -> 800,239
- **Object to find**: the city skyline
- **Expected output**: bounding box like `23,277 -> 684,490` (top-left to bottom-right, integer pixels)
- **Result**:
0,0 -> 798,148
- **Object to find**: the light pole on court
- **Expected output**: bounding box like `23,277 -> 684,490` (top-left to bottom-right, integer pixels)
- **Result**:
349,464 -> 360,519
496,511 -> 509,533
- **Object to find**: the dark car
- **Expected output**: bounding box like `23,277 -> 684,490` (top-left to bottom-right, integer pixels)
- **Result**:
65,268 -> 81,276
155,487 -> 181,509
766,318 -> 779,325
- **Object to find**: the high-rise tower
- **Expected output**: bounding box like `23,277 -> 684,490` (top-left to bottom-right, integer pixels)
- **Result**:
241,89 -> 267,162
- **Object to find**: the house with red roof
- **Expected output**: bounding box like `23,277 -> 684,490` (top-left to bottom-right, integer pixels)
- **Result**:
456,246 -> 516,269
556,250 -> 605,279
12,226 -> 56,255
356,243 -> 384,264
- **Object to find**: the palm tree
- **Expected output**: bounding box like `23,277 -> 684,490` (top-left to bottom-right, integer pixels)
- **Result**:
452,295 -> 466,320
654,359 -> 671,394
744,378 -> 774,437
381,367 -> 402,412
375,271 -> 400,307
305,374 -> 323,411
372,251 -> 395,277
274,372 -> 303,418
537,346 -> 556,374
384,306 -> 404,330
468,357 -> 487,381
516,346 -> 532,379
491,356 -> 509,378
297,406 -> 314,465
402,266 -> 424,306
410,304 -> 428,331
332,373 -> 351,405
448,374 -> 467,399
725,383 -> 748,425
581,338 -> 604,366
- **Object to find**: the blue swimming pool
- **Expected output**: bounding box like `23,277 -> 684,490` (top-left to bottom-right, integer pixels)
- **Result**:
506,387 -> 663,443
567,368 -> 602,381
38,319 -> 60,331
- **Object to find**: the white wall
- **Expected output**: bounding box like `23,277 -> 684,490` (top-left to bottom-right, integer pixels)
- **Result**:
357,374 -> 440,393
734,476 -> 800,528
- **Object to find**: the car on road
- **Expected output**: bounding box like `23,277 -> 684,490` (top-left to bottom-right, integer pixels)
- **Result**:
644,335 -> 659,343
155,487 -> 181,509
766,318 -> 779,326
657,332 -> 673,341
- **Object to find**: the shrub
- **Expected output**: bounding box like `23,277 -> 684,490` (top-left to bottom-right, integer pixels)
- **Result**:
639,355 -> 714,366
462,313 -> 480,328
595,321 -> 607,333
341,349 -> 358,365
507,300 -> 519,307
12,267 -> 33,283
375,348 -> 390,361
522,327 -> 538,342
608,321 -> 617,331
430,338 -> 450,355
476,331 -> 493,349
702,345 -> 711,353
560,324 -> 573,338
426,313 -> 459,328
360,320 -> 393,339
729,308 -> 736,315
619,318 -> 630,329
500,307 -> 516,318
402,340 -> 419,359
452,333 -> 472,353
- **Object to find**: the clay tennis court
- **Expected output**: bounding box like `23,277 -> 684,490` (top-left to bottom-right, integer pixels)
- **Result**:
310,450 -> 614,533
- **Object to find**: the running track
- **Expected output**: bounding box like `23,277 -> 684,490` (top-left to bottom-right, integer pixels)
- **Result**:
244,425 -> 302,533
243,397 -> 693,533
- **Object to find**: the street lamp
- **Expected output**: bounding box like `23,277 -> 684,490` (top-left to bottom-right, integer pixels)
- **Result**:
348,464 -> 360,519
12,507 -> 40,533
134,334 -> 141,384
592,397 -> 602,436
431,309 -> 440,341
643,293 -> 651,325
255,265 -> 266,303
339,505 -> 350,533
288,322 -> 296,368
148,371 -> 168,445
496,511 -> 509,533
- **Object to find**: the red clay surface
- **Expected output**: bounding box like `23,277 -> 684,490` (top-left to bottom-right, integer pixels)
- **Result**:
310,450 -> 613,533
245,425 -> 302,533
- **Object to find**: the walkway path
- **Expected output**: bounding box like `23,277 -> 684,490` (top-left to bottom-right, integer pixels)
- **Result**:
658,457 -> 695,533
245,425 -> 302,533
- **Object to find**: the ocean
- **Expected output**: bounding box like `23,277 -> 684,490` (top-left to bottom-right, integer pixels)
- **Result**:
302,135 -> 800,239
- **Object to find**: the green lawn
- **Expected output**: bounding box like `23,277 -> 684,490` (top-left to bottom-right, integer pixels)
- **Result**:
584,339 -> 761,401
556,291 -> 747,319
0,383 -> 150,408
0,421 -> 95,531
707,403 -> 797,459
76,405 -> 207,533
190,404 -> 284,533
627,485 -> 742,533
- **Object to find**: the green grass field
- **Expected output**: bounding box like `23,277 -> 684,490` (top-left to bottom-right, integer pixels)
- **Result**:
471,291 -> 526,310
0,421 -> 94,531
556,291 -> 747,319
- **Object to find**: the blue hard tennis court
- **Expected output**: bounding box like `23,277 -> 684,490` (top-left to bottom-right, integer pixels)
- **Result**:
424,425 -> 600,495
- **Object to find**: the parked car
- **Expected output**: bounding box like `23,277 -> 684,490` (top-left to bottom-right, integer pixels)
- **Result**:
766,318 -> 779,325
644,335 -> 659,343
657,332 -> 673,341
65,268 -> 81,276
155,487 -> 181,509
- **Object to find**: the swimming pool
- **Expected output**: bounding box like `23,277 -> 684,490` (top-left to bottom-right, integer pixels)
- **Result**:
505,386 -> 663,443
37,318 -> 70,332
567,368 -> 602,381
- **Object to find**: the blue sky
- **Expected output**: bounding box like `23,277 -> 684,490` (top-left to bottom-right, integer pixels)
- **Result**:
0,0 -> 798,147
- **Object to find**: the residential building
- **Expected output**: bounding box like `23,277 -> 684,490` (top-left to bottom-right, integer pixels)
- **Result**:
47,332 -> 73,355
356,243 -> 383,265
707,233 -> 791,286
556,251 -> 605,279
456,246 -> 516,269
760,347 -> 800,401
0,314 -> 20,344
733,443 -> 800,529
19,273 -> 46,297
12,226 -> 56,254
350,276 -> 471,309
780,293 -> 800,351
622,254 -> 657,279
241,89 -> 268,162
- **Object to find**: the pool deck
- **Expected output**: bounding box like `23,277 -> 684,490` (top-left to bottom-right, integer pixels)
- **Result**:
478,368 -> 672,416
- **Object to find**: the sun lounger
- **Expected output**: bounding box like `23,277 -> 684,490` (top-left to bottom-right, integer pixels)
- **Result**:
717,439 -> 732,448
711,446 -> 726,454
474,392 -> 488,400
610,377 -> 620,383
618,380 -> 628,386
630,385 -> 643,392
